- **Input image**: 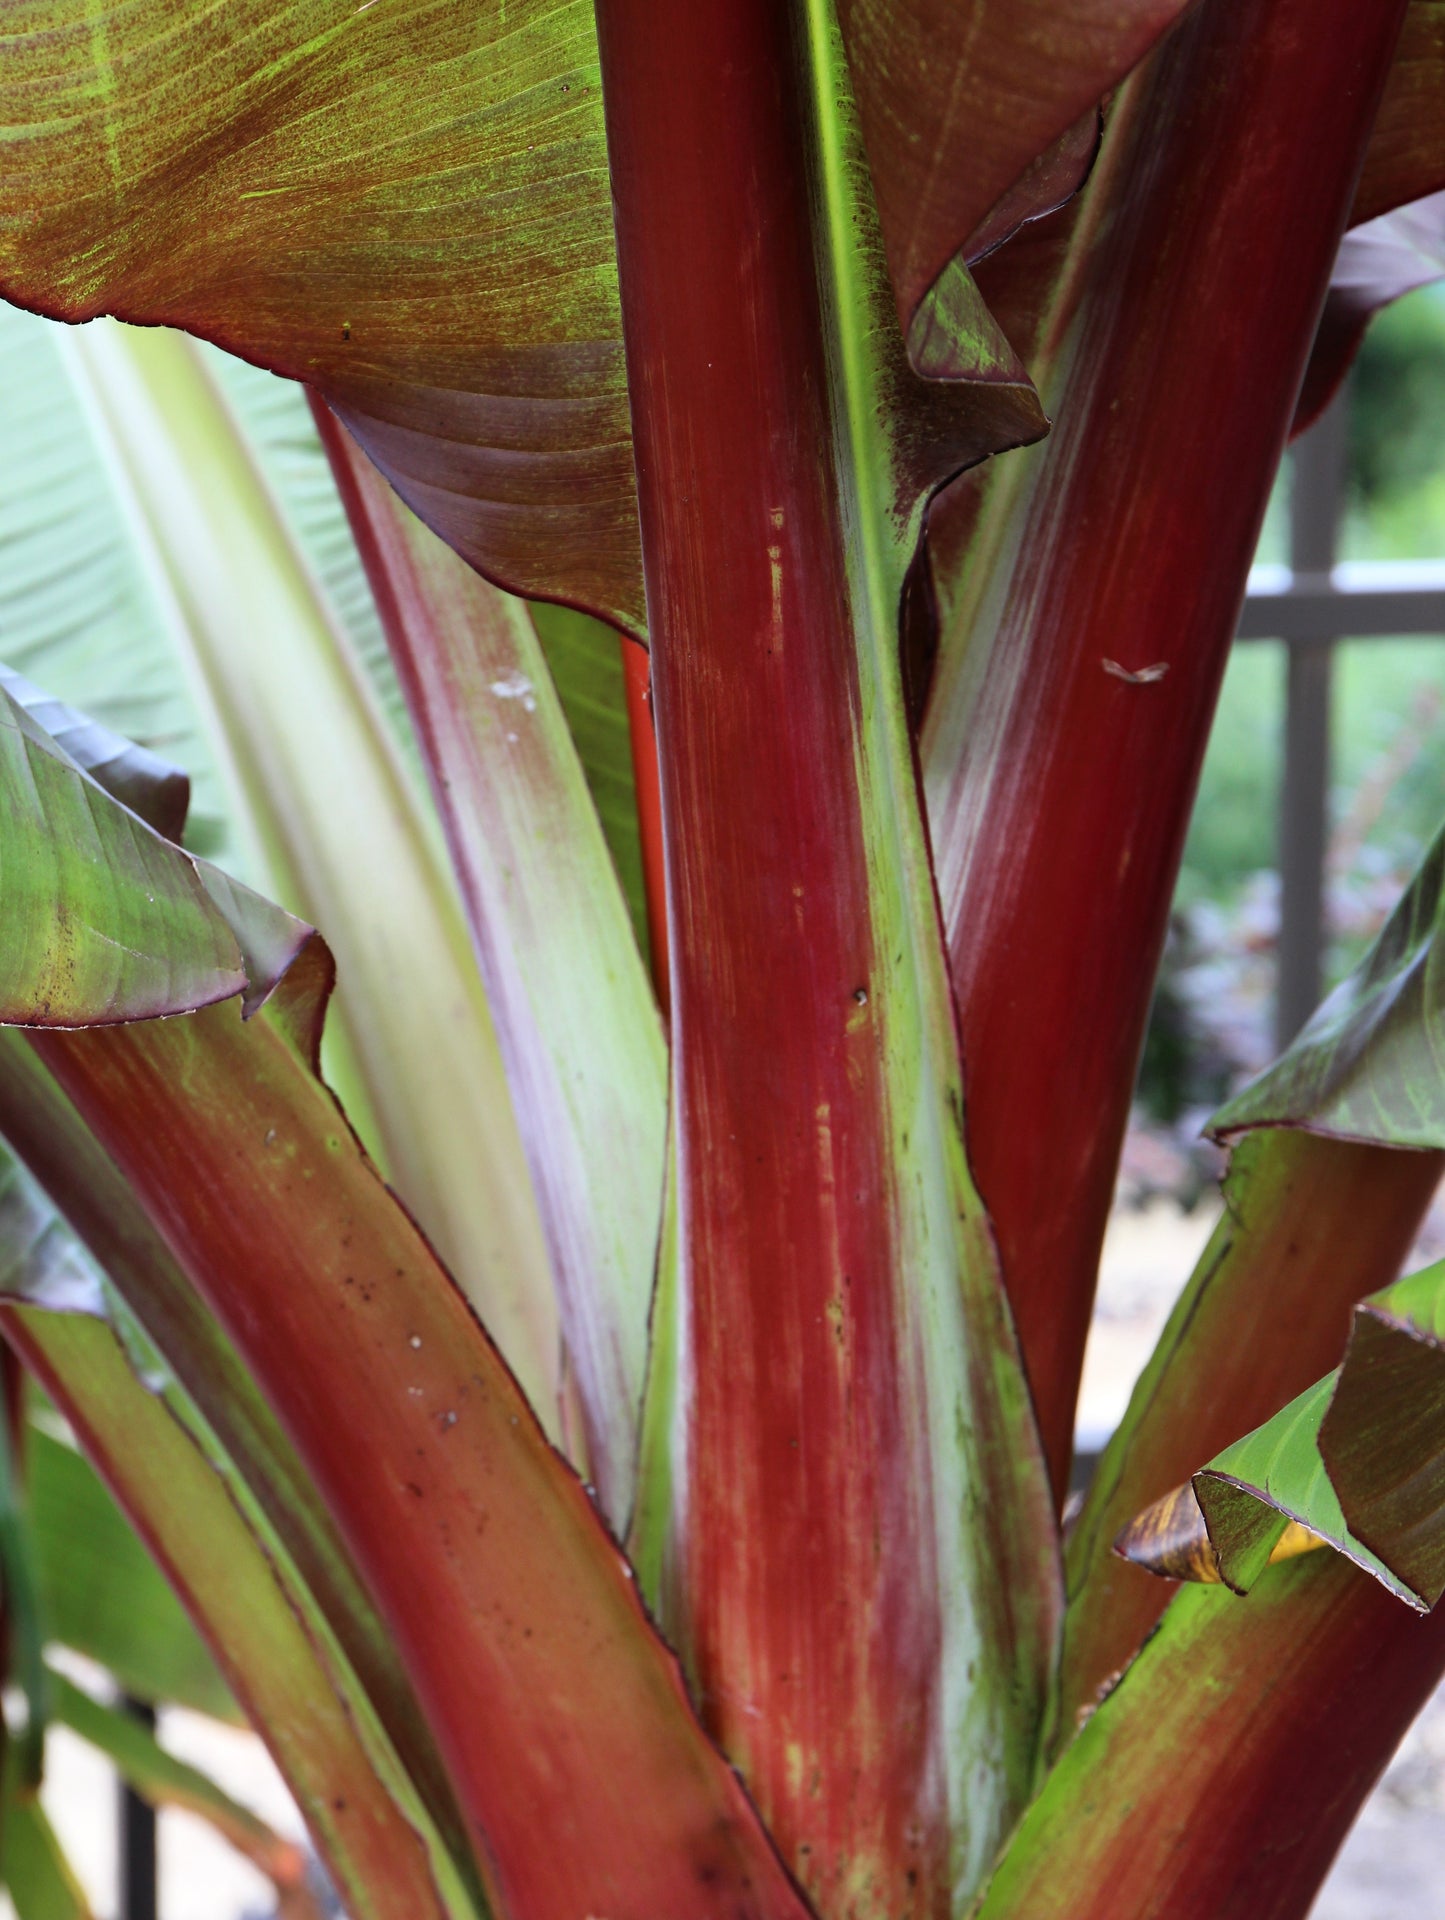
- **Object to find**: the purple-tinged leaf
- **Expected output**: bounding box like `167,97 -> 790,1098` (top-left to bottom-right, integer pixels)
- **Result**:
317,405 -> 667,1528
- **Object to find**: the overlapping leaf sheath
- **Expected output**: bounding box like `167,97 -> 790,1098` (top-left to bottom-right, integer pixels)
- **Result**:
0,717 -> 810,1920
1059,1129 -> 1440,1735
0,0 -> 643,630
974,1553 -> 1445,1920
0,1031 -> 480,1895
1065,819 -> 1445,1724
5,1283 -> 470,1920
1113,827 -> 1445,1610
595,3 -> 1058,1912
919,0 -> 1412,1492
317,411 -> 667,1527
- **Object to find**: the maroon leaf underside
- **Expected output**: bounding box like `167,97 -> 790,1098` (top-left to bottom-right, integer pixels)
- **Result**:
1294,188 -> 1445,434
25,963 -> 811,1920
833,0 -> 1190,345
1351,0 -> 1445,229
919,0 -> 1412,1498
1057,1128 -> 1443,1740
594,1 -> 1058,1911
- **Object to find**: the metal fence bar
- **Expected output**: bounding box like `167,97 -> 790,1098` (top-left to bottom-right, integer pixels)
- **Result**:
1237,562 -> 1445,641
119,1698 -> 158,1920
1274,396 -> 1348,1050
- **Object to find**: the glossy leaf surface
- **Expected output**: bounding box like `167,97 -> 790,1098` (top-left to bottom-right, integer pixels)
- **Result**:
0,0 -> 643,631
319,407 -> 666,1526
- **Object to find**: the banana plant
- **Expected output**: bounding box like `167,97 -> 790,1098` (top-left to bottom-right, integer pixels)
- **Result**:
0,1 -> 1442,1918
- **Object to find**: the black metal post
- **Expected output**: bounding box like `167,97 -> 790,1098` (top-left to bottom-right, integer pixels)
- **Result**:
1276,393 -> 1348,1051
119,1697 -> 158,1920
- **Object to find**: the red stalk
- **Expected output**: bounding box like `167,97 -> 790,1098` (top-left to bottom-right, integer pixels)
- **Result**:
594,0 -> 1056,1908
921,0 -> 1411,1497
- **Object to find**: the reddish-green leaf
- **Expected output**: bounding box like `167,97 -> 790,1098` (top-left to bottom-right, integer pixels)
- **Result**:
1058,1130 -> 1440,1738
0,0 -> 643,631
30,975 -> 813,1920
0,1032 -> 480,1896
919,0 -> 1411,1493
1064,820 -> 1445,1725
5,1296 -> 474,1920
977,1554 -> 1445,1920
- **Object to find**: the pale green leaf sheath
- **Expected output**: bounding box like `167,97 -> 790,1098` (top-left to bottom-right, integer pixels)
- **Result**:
0,306 -> 240,866
320,419 -> 666,1525
61,323 -> 560,1430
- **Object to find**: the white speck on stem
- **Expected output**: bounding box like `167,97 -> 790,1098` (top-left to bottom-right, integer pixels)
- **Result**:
409,1335 -> 422,1350
489,670 -> 537,714
1102,657 -> 1170,685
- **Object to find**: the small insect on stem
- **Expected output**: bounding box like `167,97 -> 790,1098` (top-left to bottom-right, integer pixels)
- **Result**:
342,320 -> 351,341
1102,658 -> 1170,685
